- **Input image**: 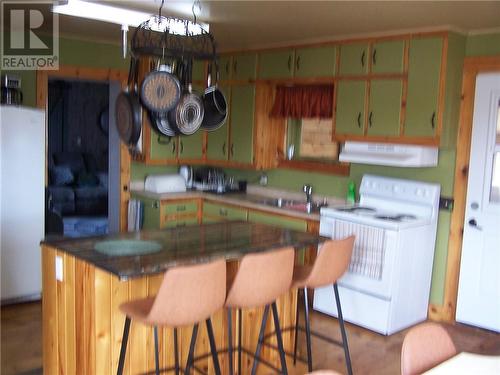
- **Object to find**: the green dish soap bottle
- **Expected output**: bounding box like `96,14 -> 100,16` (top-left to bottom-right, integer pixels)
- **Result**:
346,181 -> 356,205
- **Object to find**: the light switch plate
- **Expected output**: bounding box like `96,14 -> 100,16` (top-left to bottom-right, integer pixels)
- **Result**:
55,256 -> 63,281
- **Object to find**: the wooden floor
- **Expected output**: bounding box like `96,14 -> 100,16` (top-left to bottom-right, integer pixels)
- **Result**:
1,301 -> 499,375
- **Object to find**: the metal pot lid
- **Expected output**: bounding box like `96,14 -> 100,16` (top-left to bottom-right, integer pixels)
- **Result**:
141,70 -> 181,113
174,92 -> 204,135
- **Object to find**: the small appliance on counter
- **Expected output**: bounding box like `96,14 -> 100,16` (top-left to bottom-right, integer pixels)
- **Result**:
179,165 -> 193,188
1,74 -> 23,105
144,174 -> 187,194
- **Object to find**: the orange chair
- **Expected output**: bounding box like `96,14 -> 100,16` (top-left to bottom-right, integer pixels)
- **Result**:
292,237 -> 355,374
401,322 -> 457,375
117,259 -> 227,375
225,247 -> 295,375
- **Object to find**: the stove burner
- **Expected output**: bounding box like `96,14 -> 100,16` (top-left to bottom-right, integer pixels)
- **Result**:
374,214 -> 417,222
335,206 -> 376,213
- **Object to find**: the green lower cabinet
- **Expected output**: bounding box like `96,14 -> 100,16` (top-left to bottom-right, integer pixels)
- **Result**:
405,37 -> 443,138
371,40 -> 405,74
258,49 -> 295,79
294,46 -> 336,78
202,216 -> 222,224
339,43 -> 370,75
141,198 -> 161,230
247,211 -> 307,231
335,80 -> 367,136
367,80 -> 403,137
163,217 -> 199,228
203,202 -> 248,221
206,86 -> 230,161
229,85 -> 255,164
178,132 -> 203,160
149,134 -> 177,162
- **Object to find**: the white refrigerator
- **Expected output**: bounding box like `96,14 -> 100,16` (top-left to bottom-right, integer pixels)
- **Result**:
1,105 -> 45,303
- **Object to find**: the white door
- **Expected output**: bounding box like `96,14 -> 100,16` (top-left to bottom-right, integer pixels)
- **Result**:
456,73 -> 500,332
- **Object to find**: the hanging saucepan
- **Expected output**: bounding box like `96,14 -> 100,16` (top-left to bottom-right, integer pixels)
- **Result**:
148,110 -> 178,137
201,62 -> 228,131
140,59 -> 181,113
115,57 -> 142,147
168,59 -> 204,135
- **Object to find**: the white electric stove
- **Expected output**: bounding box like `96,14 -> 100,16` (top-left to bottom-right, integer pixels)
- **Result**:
313,175 -> 441,335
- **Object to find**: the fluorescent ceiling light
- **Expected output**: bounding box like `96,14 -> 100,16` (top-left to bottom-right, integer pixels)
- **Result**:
52,0 -> 209,32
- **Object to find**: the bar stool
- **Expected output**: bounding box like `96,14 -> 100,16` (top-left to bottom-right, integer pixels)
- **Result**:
225,247 -> 295,375
292,237 -> 355,375
117,259 -> 227,375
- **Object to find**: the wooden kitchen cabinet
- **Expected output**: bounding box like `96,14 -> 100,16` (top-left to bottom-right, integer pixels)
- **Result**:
404,36 -> 443,138
142,197 -> 161,229
229,84 -> 255,164
335,80 -> 367,136
258,49 -> 295,79
247,210 -> 307,231
178,132 -> 204,160
206,85 -> 230,161
370,40 -> 405,74
339,42 -> 370,75
141,198 -> 201,229
294,46 -> 337,78
217,53 -> 257,81
148,133 -> 178,163
203,202 -> 248,221
367,79 -> 403,137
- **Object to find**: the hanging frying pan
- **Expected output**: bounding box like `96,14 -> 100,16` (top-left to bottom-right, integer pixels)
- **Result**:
140,60 -> 181,113
201,62 -> 228,131
115,58 -> 142,147
168,59 -> 204,135
148,110 -> 178,137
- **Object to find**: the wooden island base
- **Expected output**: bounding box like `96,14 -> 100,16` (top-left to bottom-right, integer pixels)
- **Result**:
42,246 -> 298,375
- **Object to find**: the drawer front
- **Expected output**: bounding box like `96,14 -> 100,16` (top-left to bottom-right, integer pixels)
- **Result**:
162,201 -> 199,215
163,217 -> 199,228
203,202 -> 248,220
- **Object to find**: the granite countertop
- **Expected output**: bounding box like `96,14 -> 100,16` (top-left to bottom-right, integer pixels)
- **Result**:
42,221 -> 327,281
132,185 -> 346,221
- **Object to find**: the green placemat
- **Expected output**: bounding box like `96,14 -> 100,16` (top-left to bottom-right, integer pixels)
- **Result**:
94,239 -> 162,256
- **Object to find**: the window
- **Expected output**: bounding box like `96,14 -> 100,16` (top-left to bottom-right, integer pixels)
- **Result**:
286,118 -> 339,161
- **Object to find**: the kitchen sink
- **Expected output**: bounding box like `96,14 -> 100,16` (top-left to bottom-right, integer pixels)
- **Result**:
254,197 -> 325,213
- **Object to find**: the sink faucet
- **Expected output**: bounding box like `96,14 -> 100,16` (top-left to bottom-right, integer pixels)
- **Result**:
303,184 -> 313,213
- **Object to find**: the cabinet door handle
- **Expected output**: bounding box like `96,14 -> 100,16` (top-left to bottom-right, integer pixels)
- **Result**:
230,143 -> 234,156
369,111 -> 373,127
287,55 -> 292,71
372,49 -> 377,65
172,141 -> 176,154
431,112 -> 436,129
180,140 -> 184,154
296,55 -> 301,71
222,142 -> 226,155
225,61 -> 230,75
233,60 -> 237,74
361,50 -> 366,67
176,205 -> 186,211
357,112 -> 362,128
219,209 -> 228,216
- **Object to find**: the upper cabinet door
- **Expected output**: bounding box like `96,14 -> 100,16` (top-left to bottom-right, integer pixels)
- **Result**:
207,86 -> 230,161
192,60 -> 205,82
294,46 -> 337,78
178,132 -> 204,160
218,55 -> 233,81
335,80 -> 367,136
370,40 -> 405,74
230,85 -> 255,164
367,80 -> 403,137
258,50 -> 295,79
232,54 -> 257,81
405,37 -> 443,137
339,43 -> 370,75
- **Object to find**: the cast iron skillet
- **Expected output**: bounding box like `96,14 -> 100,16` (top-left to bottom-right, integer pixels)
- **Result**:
115,58 -> 142,147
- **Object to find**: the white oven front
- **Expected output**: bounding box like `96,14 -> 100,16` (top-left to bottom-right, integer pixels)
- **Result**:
319,216 -> 398,300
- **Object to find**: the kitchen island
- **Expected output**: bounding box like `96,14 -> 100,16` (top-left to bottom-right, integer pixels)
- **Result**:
41,221 -> 326,375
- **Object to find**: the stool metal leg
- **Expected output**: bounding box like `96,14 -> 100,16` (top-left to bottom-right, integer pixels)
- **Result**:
250,305 -> 270,375
304,288 -> 313,372
154,326 -> 160,375
238,308 -> 242,375
271,302 -> 288,375
333,283 -> 353,375
227,309 -> 234,375
174,328 -> 180,375
117,316 -> 131,375
184,323 -> 199,375
293,288 -> 301,365
206,318 -> 222,375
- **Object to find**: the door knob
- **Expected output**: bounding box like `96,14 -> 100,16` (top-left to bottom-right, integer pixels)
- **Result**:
468,218 -> 482,230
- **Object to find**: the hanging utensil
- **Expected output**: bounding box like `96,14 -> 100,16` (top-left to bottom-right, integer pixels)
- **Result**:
168,59 -> 204,135
140,58 -> 181,113
201,62 -> 228,131
115,57 -> 142,147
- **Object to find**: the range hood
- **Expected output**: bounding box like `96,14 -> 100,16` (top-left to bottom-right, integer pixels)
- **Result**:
339,141 -> 438,167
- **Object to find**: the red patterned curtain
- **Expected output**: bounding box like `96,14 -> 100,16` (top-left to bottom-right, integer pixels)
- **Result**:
270,84 -> 334,118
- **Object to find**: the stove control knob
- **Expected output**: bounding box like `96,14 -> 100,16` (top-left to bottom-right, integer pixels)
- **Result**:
393,185 -> 401,193
415,188 -> 424,197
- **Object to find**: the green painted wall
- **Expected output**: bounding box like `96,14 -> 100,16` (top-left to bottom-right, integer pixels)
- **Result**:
465,32 -> 500,57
